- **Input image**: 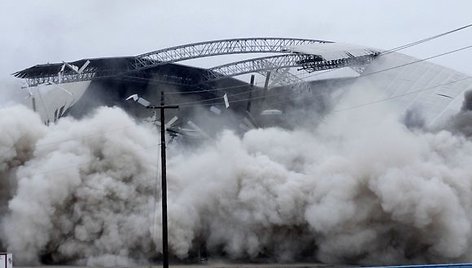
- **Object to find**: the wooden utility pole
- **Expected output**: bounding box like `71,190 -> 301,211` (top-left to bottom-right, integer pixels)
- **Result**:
147,91 -> 178,268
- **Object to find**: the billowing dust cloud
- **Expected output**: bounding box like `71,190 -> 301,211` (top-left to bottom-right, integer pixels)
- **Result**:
1,90 -> 472,266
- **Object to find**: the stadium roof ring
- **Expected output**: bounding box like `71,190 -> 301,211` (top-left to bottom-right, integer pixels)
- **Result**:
13,38 -> 381,87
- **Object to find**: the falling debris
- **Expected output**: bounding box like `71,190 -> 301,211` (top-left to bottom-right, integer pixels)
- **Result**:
210,106 -> 222,115
165,116 -> 178,129
187,120 -> 211,139
126,94 -> 151,107
223,93 -> 229,108
260,109 -> 283,116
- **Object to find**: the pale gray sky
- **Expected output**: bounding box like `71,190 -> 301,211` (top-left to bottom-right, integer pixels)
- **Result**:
1,0 -> 471,83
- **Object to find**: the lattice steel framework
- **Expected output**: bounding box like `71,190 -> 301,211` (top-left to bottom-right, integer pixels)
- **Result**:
23,71 -> 98,88
204,53 -> 379,81
16,61 -> 130,87
15,38 -> 381,88
133,38 -> 332,69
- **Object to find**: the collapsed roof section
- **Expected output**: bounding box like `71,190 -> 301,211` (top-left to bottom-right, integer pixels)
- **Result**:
13,38 -> 381,87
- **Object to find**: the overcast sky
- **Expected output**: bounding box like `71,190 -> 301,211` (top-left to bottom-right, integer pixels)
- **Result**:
1,0 -> 471,84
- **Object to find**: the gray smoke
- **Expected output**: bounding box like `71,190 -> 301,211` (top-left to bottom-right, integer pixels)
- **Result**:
0,105 -> 46,252
402,108 -> 426,130
461,90 -> 472,112
1,106 -> 159,266
2,88 -> 472,266
443,90 -> 472,136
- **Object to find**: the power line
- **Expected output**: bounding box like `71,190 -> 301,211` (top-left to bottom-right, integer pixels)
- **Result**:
119,23 -> 472,96
297,44 -> 472,81
355,45 -> 472,78
6,25 -> 471,158
7,42 -> 470,155
382,23 -> 472,55
6,75 -> 472,178
166,43 -> 472,108
118,74 -> 267,94
117,75 -> 201,89
176,75 -> 472,111
298,23 -> 472,80
332,77 -> 472,112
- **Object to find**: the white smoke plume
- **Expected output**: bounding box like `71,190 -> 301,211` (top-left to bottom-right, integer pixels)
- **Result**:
1,87 -> 472,266
1,106 -> 159,266
0,105 -> 46,253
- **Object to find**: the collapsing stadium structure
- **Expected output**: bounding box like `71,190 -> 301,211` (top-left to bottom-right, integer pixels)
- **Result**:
12,37 -> 472,136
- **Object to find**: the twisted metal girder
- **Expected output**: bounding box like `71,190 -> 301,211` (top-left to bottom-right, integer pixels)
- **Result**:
204,53 -> 379,81
133,38 -> 332,69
